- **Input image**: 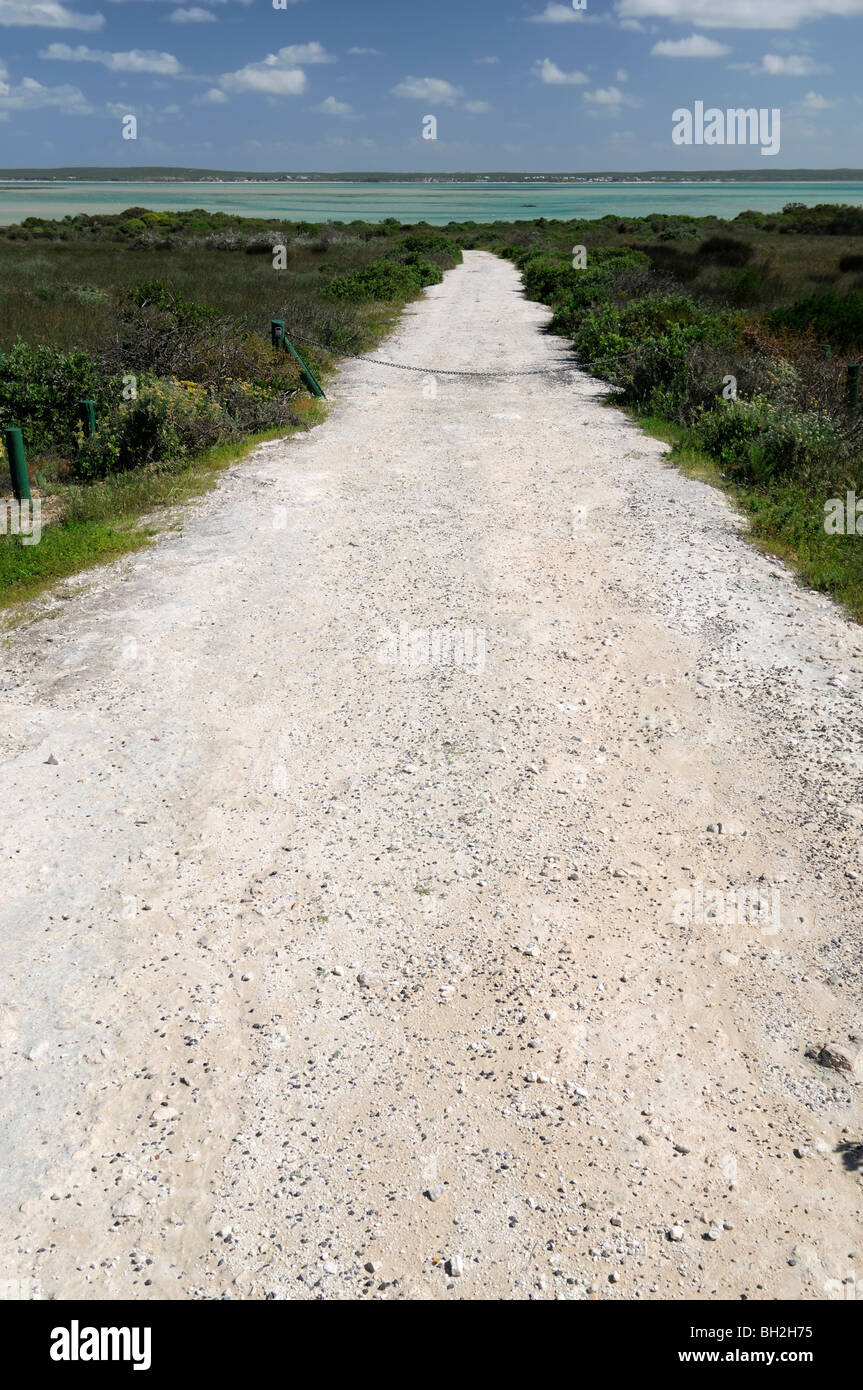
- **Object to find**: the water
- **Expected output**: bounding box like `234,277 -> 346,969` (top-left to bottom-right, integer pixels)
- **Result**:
1,179 -> 862,227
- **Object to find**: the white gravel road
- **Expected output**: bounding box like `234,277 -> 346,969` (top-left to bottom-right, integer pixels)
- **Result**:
1,251 -> 861,1302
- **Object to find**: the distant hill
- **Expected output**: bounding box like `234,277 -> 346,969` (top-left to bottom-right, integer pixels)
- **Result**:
1,167 -> 862,184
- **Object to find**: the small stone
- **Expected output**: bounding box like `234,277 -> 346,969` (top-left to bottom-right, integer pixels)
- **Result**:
112,1195 -> 143,1221
447,1255 -> 464,1278
807,1043 -> 861,1077
706,1228 -> 722,1241
44,754 -> 59,766
668,1226 -> 685,1242
425,1184 -> 446,1202
240,972 -> 253,982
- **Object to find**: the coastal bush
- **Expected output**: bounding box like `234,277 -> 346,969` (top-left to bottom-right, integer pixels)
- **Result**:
0,342 -> 122,458
770,290 -> 863,352
119,279 -> 218,328
113,378 -> 230,471
697,236 -> 754,267
694,395 -> 849,490
325,258 -> 425,301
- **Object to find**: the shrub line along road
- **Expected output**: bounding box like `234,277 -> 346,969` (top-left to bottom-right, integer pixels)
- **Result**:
0,252 -> 861,1300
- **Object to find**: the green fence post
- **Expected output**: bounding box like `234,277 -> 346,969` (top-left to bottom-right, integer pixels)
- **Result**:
4,427 -> 31,502
78,399 -> 96,437
825,344 -> 832,361
847,364 -> 861,410
282,333 -> 326,399
271,319 -> 285,349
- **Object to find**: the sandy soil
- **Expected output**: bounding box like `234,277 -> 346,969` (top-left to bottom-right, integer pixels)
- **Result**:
1,251 -> 861,1302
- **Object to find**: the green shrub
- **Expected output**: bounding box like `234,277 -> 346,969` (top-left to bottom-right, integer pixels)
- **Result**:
325,258 -> 425,301
113,377 -> 229,471
119,279 -> 217,327
770,290 -> 863,352
697,236 -> 754,268
0,341 -> 122,458
697,395 -> 847,488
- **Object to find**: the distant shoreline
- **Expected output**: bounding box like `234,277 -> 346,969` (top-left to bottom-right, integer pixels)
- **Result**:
1,167 -> 863,186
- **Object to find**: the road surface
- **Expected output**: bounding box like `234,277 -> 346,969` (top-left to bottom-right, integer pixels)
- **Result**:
1,251 -> 861,1301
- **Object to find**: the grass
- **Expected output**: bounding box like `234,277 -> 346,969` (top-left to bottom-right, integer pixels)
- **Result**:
473,205 -> 863,625
0,415 -> 320,617
4,203 -> 863,624
0,212 -> 462,611
635,411 -> 863,624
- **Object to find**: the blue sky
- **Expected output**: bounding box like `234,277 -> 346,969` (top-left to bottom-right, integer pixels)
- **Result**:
1,0 -> 862,170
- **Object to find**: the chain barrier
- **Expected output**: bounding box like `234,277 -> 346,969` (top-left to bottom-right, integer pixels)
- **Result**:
283,327 -> 654,380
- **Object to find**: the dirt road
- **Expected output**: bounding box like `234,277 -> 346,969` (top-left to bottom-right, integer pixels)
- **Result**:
1,251 -> 861,1301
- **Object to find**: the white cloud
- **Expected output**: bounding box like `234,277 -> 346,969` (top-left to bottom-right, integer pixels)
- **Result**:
314,94 -> 352,116
201,86 -> 227,103
265,42 -> 334,64
40,41 -> 182,72
221,64 -> 306,96
617,0 -> 863,28
584,84 -> 626,104
652,34 -> 731,56
474,55 -> 499,64
169,6 -> 217,20
582,84 -> 641,114
0,73 -> 94,112
527,2 -> 600,20
216,45 -> 333,97
798,89 -> 838,110
616,67 -> 628,81
347,46 -> 380,55
0,0 -> 104,28
391,75 -> 461,105
760,53 -> 826,74
533,57 -> 588,85
464,99 -> 491,112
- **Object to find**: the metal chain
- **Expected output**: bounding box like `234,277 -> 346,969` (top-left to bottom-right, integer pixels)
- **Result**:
285,327 -> 652,379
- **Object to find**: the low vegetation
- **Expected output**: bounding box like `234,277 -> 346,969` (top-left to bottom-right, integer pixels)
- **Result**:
2,201 -> 862,616
462,204 -> 863,620
0,210 -> 461,608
